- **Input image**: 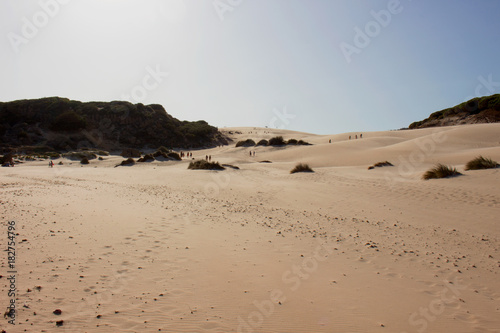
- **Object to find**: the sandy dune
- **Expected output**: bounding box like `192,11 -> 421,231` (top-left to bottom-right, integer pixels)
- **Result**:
1,123 -> 499,332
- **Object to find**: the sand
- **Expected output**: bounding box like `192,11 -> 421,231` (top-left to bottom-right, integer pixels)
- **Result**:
1,123 -> 499,332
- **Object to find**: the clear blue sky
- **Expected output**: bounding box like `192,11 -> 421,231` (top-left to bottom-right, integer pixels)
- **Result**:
1,0 -> 500,134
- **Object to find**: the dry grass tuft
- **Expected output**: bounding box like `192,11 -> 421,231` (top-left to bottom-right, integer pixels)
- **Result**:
464,156 -> 499,170
290,163 -> 314,174
368,161 -> 393,170
422,164 -> 461,180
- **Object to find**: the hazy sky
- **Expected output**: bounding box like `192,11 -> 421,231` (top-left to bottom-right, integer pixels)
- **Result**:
2,0 -> 500,134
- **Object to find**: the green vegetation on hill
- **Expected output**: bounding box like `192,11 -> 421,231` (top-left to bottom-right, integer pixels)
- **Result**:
0,97 -> 227,152
410,94 -> 500,129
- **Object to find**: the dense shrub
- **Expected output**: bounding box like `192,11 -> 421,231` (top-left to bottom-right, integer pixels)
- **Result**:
117,158 -> 135,166
188,160 -> 225,170
157,146 -> 171,153
153,150 -> 168,159
167,152 -> 181,160
50,111 -> 87,131
235,139 -> 256,147
256,139 -> 268,146
268,136 -> 286,146
137,154 -> 155,162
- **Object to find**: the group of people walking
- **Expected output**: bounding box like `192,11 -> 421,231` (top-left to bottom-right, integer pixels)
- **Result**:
348,133 -> 363,140
328,133 -> 363,143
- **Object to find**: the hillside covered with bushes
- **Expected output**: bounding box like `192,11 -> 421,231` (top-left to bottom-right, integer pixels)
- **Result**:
409,94 -> 500,129
0,97 -> 227,152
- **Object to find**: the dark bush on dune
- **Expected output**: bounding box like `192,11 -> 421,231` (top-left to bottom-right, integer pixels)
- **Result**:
422,164 -> 461,180
80,157 -> 89,164
157,146 -> 171,154
137,154 -> 155,162
464,156 -> 499,170
368,161 -> 393,170
256,139 -> 268,146
153,150 -> 168,159
151,149 -> 181,160
235,139 -> 256,147
116,158 -> 135,166
297,140 -> 311,145
167,152 -> 182,160
287,139 -> 298,145
188,160 -> 225,170
268,136 -> 286,146
290,163 -> 314,174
